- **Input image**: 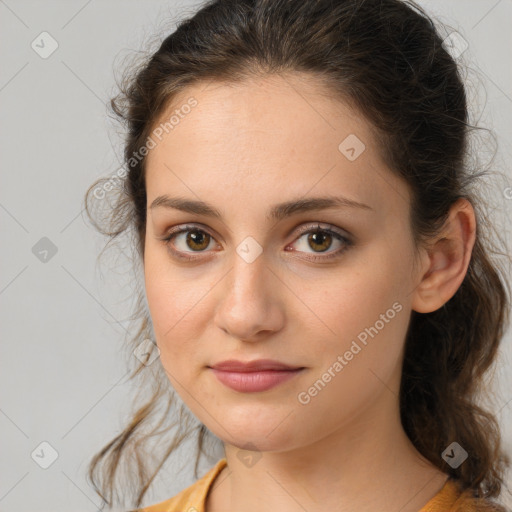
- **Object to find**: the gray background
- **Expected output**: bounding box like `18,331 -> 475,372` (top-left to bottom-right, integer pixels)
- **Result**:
1,0 -> 511,510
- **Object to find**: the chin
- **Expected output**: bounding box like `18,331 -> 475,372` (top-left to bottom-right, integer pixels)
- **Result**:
206,405 -> 304,451
224,432 -> 292,454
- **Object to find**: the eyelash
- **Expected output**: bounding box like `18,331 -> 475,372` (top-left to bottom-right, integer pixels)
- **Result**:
160,223 -> 353,262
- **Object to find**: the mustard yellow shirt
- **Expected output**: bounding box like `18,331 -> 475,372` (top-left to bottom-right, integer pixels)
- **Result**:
137,458 -> 502,512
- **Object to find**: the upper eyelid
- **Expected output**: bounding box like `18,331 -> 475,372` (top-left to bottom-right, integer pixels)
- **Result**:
165,222 -> 351,245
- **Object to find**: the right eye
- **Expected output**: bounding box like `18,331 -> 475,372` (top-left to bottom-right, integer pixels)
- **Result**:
161,224 -> 219,260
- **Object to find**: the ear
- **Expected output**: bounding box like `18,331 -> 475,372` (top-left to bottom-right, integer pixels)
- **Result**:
411,198 -> 477,314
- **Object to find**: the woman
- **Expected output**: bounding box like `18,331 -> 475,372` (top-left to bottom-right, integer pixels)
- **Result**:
85,0 -> 511,510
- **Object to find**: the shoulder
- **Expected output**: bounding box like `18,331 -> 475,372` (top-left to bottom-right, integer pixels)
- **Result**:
420,479 -> 508,512
133,458 -> 227,512
451,489 -> 508,512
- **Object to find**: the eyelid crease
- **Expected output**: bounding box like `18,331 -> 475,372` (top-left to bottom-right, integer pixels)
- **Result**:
159,221 -> 351,244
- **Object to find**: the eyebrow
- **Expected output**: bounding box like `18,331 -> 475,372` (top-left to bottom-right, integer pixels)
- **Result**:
150,194 -> 373,222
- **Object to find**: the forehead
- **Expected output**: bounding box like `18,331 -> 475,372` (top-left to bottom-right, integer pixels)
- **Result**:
148,73 -> 371,152
144,73 -> 410,218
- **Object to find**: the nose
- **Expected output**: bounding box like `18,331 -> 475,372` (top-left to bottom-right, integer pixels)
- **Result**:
213,254 -> 285,342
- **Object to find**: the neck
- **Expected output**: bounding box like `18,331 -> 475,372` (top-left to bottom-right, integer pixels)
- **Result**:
206,389 -> 449,512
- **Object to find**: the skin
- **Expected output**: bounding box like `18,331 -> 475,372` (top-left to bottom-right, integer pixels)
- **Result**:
143,73 -> 476,512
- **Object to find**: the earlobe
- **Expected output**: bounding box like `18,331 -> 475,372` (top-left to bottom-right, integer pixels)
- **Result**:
411,198 -> 476,314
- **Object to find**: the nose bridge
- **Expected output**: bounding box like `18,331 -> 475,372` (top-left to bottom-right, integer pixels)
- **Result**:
228,243 -> 269,301
214,243 -> 283,340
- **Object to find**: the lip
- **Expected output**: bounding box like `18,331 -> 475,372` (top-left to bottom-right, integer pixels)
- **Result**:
208,359 -> 305,393
209,359 -> 303,372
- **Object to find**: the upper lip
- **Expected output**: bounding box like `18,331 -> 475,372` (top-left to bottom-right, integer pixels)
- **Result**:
209,359 -> 303,372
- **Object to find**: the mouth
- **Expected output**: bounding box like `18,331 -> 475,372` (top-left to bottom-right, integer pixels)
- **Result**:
209,358 -> 303,372
207,360 -> 305,392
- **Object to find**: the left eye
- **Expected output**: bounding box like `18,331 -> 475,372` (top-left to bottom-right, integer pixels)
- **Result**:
161,223 -> 352,261
290,226 -> 350,258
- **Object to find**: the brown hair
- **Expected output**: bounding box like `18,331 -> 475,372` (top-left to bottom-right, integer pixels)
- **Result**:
84,0 -> 511,509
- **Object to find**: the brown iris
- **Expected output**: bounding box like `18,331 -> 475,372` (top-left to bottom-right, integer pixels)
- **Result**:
307,231 -> 333,252
186,229 -> 211,251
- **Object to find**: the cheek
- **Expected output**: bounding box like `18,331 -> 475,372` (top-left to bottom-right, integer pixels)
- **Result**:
314,262 -> 404,338
144,247 -> 196,357
308,245 -> 412,374
295,278 -> 409,425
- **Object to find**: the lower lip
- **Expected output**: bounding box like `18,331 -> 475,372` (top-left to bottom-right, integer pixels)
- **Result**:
209,368 -> 304,392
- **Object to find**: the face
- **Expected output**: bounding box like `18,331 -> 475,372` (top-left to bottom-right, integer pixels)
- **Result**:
143,73 -> 421,453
